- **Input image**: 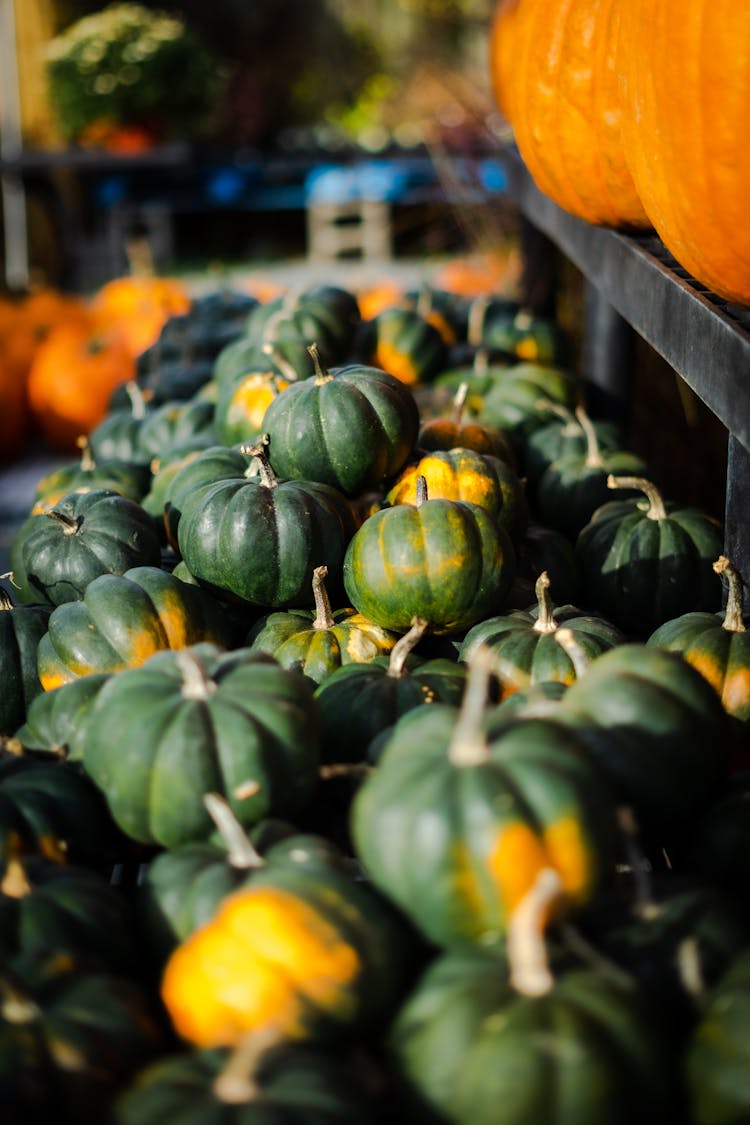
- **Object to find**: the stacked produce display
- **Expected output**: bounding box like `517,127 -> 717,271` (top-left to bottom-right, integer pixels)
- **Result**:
1,271 -> 748,1124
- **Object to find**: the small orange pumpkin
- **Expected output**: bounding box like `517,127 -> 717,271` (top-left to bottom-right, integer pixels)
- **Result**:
27,317 -> 137,451
93,276 -> 191,357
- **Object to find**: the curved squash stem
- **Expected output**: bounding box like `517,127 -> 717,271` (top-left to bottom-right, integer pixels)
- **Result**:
0,571 -> 20,591
175,650 -> 218,702
0,584 -> 13,612
312,566 -> 335,631
241,437 -> 277,489
203,793 -> 264,870
44,509 -> 83,536
124,380 -> 149,420
467,294 -> 491,348
714,555 -> 747,633
447,645 -> 493,767
1,857 -> 30,898
508,867 -> 563,997
261,341 -> 300,385
534,400 -> 578,430
0,979 -> 41,1025
76,435 -> 96,471
553,627 -> 589,679
319,763 -> 374,780
676,937 -> 708,1007
473,349 -> 490,377
574,405 -> 604,469
452,382 -> 469,426
388,617 -> 428,679
416,283 -> 432,320
307,342 -> 333,386
532,571 -> 557,634
607,474 -> 667,520
616,806 -> 657,920
213,1027 -> 283,1104
415,475 -> 429,507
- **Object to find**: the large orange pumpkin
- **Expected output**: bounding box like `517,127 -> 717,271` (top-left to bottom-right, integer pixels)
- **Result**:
489,0 -> 522,123
619,1 -> 750,303
27,316 -> 137,451
505,0 -> 650,229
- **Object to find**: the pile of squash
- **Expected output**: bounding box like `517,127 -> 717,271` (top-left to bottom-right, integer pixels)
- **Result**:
1,277 -> 748,1124
490,0 -> 750,305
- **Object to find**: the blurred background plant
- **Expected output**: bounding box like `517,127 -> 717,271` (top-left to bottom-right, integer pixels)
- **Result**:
41,0 -> 495,152
45,3 -> 226,146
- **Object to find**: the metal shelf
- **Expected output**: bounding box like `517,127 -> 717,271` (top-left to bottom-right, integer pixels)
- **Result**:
499,142 -> 750,584
500,143 -> 750,453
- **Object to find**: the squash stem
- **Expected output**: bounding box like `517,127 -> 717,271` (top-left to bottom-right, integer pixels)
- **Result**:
415,475 -> 429,507
319,763 -> 374,780
387,617 -> 428,678
532,571 -> 557,634
261,341 -> 299,385
452,382 -> 469,425
307,342 -> 333,385
575,405 -> 604,469
1,858 -> 31,898
714,555 -> 747,633
534,399 -> 579,433
0,585 -> 13,612
312,565 -> 335,630
607,474 -> 667,520
0,981 -> 41,1025
416,284 -> 432,320
76,435 -> 96,471
676,937 -> 707,1006
241,437 -> 277,489
473,349 -> 489,377
467,295 -> 491,348
203,793 -> 264,870
175,650 -> 218,702
508,867 -> 563,997
447,645 -> 493,767
44,509 -> 84,536
213,1028 -> 282,1104
124,380 -> 149,420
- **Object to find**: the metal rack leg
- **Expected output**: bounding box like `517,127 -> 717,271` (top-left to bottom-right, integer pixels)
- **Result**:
724,435 -> 750,602
582,282 -> 635,429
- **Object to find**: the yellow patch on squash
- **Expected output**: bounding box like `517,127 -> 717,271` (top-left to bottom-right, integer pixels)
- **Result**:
230,373 -> 288,432
161,887 -> 362,1047
484,817 -> 590,918
373,342 -> 419,386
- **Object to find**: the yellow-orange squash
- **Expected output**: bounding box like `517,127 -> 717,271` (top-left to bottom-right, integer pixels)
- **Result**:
161,839 -> 413,1047
507,0 -> 650,229
619,0 -> 750,303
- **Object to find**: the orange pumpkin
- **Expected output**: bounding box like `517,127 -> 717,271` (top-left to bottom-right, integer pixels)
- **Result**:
93,276 -> 191,357
27,317 -> 137,451
507,0 -> 650,229
619,0 -> 750,303
0,289 -> 89,388
489,0 -> 523,123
